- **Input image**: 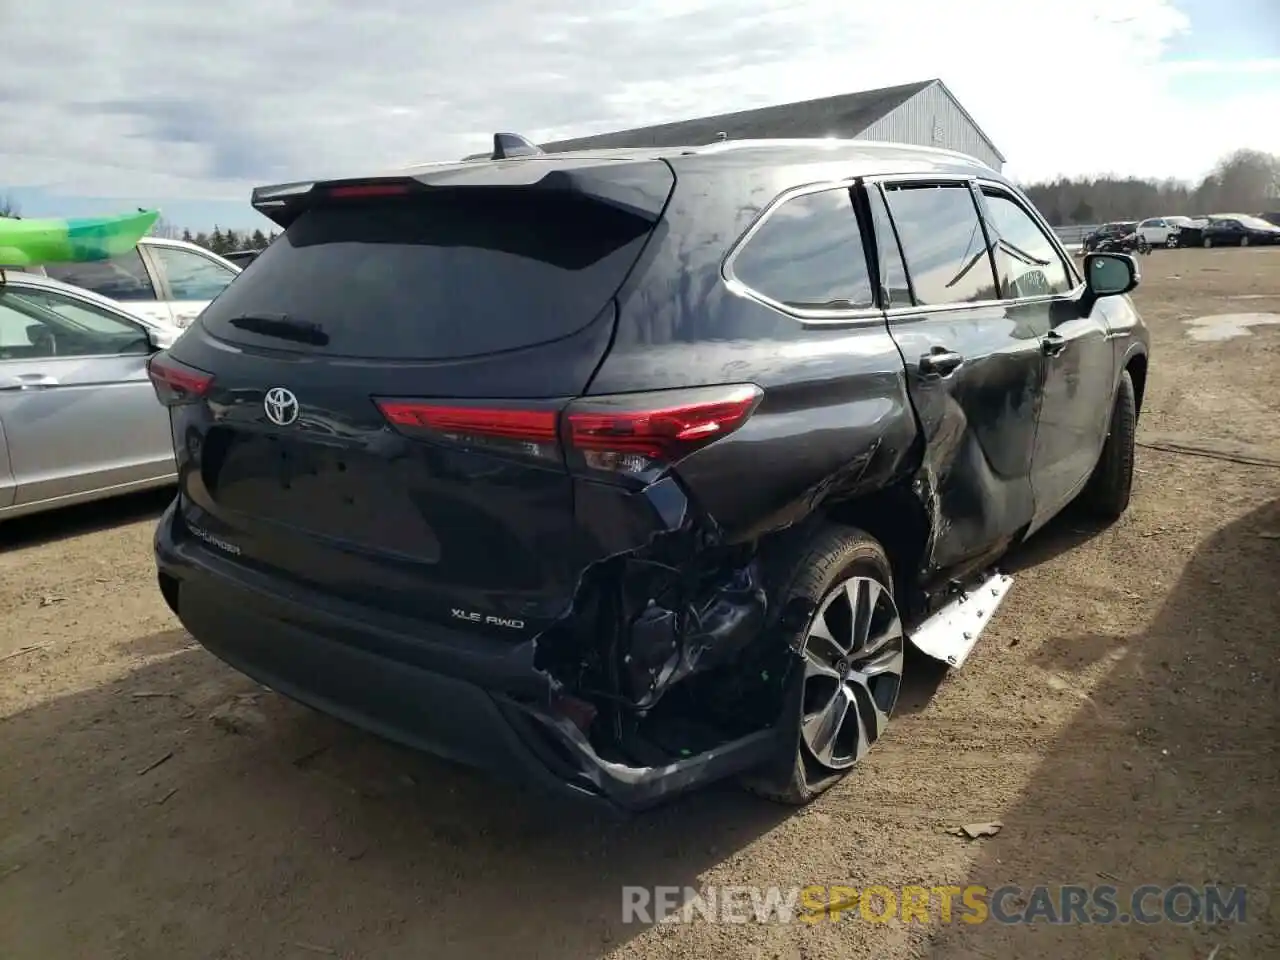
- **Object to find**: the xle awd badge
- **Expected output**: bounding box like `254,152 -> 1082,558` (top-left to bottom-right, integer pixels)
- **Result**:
451,608 -> 526,630
264,386 -> 299,426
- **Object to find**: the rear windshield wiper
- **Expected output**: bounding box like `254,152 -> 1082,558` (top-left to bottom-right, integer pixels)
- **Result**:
228,313 -> 329,346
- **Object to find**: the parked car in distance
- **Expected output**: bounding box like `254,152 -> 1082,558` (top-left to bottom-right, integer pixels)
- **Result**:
1137,215 -> 1194,248
1083,221 -> 1139,252
1198,214 -> 1280,247
1168,217 -> 1210,248
0,270 -> 178,521
41,237 -> 240,330
151,136 -> 1149,812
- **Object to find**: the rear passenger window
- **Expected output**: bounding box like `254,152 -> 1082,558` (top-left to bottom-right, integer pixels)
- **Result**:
882,184 -> 998,305
44,249 -> 157,302
732,188 -> 873,311
867,188 -> 913,307
980,190 -> 1073,298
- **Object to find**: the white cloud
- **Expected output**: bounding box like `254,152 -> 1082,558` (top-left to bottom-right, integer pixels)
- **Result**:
2,0 -> 1276,199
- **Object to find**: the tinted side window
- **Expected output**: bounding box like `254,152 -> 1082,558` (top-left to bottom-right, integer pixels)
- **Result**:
882,184 -> 998,305
0,288 -> 150,358
866,187 -> 912,307
980,190 -> 1073,298
44,249 -> 157,302
732,188 -> 874,311
150,246 -> 238,300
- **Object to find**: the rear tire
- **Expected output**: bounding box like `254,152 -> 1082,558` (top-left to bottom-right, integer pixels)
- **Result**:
1080,370 -> 1137,521
743,526 -> 905,805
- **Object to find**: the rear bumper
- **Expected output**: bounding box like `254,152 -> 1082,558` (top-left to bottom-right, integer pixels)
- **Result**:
153,500 -> 778,814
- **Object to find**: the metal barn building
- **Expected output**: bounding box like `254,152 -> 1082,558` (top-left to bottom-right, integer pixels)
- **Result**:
539,79 -> 1005,171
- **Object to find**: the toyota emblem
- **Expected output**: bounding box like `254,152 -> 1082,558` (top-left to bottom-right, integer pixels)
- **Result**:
263,386 -> 300,426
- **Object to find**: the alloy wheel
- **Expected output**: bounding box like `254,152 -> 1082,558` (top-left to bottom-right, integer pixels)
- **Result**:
798,575 -> 905,771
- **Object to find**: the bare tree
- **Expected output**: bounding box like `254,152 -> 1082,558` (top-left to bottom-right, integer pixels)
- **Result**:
149,215 -> 182,239
1020,148 -> 1279,224
1195,149 -> 1280,213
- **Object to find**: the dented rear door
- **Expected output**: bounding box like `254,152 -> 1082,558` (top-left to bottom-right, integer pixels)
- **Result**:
870,178 -> 1043,577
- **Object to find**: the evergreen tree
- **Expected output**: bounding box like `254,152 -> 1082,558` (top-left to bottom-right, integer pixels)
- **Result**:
224,228 -> 240,252
181,228 -> 194,243
194,231 -> 211,250
250,229 -> 269,249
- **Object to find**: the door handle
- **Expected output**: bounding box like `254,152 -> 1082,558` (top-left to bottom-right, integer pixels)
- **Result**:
1040,331 -> 1068,357
0,374 -> 59,391
919,347 -> 964,378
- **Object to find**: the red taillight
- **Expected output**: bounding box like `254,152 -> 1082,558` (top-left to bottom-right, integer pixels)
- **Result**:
565,385 -> 763,475
147,354 -> 214,406
373,385 -> 762,478
324,183 -> 412,199
374,400 -> 561,462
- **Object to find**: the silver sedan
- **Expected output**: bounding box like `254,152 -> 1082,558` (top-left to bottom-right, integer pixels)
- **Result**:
0,270 -> 180,521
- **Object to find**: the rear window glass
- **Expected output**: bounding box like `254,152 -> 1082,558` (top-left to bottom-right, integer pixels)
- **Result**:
731,188 -> 874,311
200,190 -> 656,359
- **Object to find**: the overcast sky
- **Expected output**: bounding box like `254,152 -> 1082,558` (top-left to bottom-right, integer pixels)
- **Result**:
4,0 -> 1278,230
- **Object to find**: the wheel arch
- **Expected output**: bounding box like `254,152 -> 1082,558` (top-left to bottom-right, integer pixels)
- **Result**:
813,481 -> 932,616
1124,350 -> 1148,416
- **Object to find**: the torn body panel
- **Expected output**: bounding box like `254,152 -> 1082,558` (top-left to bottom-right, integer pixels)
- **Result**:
527,369 -> 926,783
883,306 -> 1043,584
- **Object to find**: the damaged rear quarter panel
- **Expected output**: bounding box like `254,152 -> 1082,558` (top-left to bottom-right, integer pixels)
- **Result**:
587,160 -> 922,545
526,159 -> 928,777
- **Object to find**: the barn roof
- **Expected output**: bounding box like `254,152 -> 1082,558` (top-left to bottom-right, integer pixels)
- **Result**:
539,79 -> 935,153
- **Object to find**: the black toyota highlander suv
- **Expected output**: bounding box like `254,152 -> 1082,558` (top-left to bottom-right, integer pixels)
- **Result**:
151,135 -> 1150,812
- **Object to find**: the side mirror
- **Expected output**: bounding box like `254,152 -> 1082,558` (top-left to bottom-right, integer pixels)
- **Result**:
146,326 -> 178,351
1078,253 -> 1138,316
1085,252 -> 1139,295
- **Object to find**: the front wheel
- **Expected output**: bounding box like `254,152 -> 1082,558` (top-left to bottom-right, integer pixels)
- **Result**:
743,527 -> 905,805
1241,235 -> 1250,247
1079,370 -> 1137,520
1203,236 -> 1213,248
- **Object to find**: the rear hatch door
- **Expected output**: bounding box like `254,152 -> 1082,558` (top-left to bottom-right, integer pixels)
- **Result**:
163,164 -> 672,636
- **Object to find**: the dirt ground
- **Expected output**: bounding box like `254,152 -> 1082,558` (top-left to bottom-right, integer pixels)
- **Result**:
2,248 -> 1278,960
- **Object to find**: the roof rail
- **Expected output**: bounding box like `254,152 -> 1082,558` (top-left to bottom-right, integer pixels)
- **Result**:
491,133 -> 544,160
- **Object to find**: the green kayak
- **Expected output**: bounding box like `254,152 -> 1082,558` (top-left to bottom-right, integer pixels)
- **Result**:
0,209 -> 159,267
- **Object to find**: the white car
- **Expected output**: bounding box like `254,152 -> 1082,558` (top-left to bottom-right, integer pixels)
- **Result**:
0,269 -> 179,521
1136,216 -> 1194,248
41,237 -> 241,330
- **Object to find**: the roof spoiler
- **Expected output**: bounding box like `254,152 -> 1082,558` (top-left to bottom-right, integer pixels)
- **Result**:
251,139 -> 671,230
